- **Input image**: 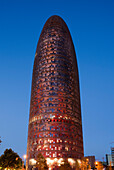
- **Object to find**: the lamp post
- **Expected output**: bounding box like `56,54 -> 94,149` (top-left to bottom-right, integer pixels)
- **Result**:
95,161 -> 98,169
23,155 -> 27,169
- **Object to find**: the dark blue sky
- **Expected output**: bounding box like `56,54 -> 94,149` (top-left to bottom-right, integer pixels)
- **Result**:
0,0 -> 114,161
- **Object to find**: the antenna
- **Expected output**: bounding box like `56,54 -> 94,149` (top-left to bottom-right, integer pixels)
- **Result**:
0,136 -> 2,145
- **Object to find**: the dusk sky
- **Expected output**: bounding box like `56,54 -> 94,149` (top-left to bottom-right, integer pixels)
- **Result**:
0,0 -> 114,161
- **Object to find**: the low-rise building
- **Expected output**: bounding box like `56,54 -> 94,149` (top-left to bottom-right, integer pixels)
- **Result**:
85,156 -> 95,168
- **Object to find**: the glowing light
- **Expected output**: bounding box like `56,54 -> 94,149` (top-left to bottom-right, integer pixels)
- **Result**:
54,158 -> 57,162
46,158 -> 64,167
77,159 -> 81,165
58,158 -> 63,164
23,154 -> 26,159
68,158 -> 75,165
95,161 -> 98,165
29,159 -> 37,165
46,158 -> 54,165
49,168 -> 52,170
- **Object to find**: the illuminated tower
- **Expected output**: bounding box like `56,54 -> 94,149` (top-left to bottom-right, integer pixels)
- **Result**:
26,15 -> 84,169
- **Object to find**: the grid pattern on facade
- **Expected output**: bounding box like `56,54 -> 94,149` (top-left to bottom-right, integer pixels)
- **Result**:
26,15 -> 84,166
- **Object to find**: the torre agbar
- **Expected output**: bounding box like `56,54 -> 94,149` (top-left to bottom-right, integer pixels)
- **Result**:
26,15 -> 84,169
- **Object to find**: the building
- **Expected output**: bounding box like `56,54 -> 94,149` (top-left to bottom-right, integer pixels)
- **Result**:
106,147 -> 114,166
111,147 -> 114,166
106,154 -> 113,166
26,15 -> 84,169
85,156 -> 95,168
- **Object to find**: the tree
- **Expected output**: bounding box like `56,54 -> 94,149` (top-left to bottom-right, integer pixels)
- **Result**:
97,162 -> 104,170
36,153 -> 48,170
80,158 -> 92,170
109,161 -> 112,170
59,160 -> 72,170
74,158 -> 91,170
95,161 -> 103,170
0,148 -> 22,170
75,159 -> 80,170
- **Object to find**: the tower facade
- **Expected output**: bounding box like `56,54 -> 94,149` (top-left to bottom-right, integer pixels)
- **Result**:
26,15 -> 84,168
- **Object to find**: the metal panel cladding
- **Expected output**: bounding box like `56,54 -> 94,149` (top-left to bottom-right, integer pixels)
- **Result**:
26,15 -> 84,167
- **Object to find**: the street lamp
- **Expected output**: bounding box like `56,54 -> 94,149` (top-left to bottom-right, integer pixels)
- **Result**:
95,161 -> 98,169
23,155 -> 27,168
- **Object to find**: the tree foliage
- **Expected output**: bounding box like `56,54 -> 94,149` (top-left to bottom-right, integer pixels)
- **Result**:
74,158 -> 91,170
36,153 -> 48,170
75,159 -> 80,170
59,160 -> 72,170
0,148 -> 22,169
96,162 -> 104,170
